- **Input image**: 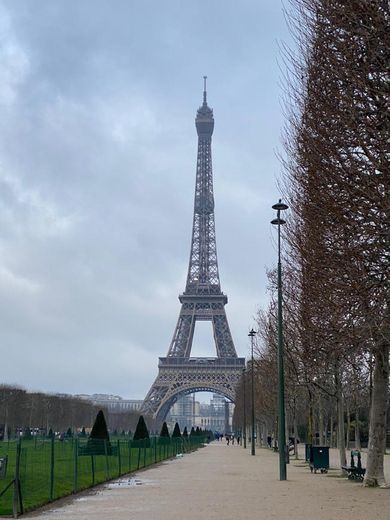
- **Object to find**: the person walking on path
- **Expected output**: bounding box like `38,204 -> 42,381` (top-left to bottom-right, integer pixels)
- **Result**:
226,434 -> 230,446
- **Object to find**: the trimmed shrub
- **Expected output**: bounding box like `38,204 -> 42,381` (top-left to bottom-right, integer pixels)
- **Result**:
132,415 -> 150,448
159,421 -> 170,445
79,410 -> 116,456
90,410 -> 110,441
172,422 -> 181,438
159,422 -> 170,438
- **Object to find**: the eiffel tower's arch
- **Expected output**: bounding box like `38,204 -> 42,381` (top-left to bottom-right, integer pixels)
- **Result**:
141,81 -> 245,420
155,383 -> 234,422
147,357 -> 244,421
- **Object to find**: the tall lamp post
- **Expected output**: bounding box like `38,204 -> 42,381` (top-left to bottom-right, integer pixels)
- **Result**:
248,328 -> 256,456
271,199 -> 288,481
243,368 -> 247,449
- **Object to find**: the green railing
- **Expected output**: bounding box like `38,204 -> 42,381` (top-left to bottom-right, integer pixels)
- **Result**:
0,435 -> 205,517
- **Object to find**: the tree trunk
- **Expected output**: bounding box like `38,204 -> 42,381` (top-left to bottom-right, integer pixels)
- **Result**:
355,407 -> 361,450
369,352 -> 374,407
3,406 -> 9,442
329,413 -> 335,448
346,401 -> 350,450
273,417 -> 278,450
294,412 -> 299,459
335,365 -> 347,470
307,387 -> 313,445
263,421 -> 268,447
318,395 -> 324,445
364,342 -> 389,487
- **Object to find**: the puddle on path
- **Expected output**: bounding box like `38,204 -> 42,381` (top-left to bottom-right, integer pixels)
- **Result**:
106,476 -> 154,489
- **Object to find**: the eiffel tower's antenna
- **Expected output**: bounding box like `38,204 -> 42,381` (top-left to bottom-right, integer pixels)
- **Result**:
203,75 -> 207,105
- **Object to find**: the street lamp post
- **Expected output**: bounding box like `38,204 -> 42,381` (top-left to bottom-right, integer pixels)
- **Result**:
248,328 -> 256,456
243,368 -> 247,448
271,199 -> 288,481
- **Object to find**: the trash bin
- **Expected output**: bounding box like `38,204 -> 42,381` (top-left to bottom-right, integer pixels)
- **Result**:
305,443 -> 312,462
310,446 -> 329,474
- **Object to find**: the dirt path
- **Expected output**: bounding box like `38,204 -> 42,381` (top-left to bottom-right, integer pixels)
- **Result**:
26,443 -> 389,520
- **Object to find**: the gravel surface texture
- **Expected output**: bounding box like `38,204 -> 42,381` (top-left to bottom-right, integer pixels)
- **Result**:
26,443 -> 389,520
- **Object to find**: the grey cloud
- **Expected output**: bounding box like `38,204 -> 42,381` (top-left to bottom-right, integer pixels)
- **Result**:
0,0 -> 292,398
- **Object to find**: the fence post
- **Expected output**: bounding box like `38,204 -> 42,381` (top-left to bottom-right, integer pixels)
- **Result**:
117,440 -> 121,477
12,437 -> 23,518
73,437 -> 78,494
49,435 -> 55,501
154,437 -> 157,464
128,440 -> 131,472
104,440 -> 109,480
137,447 -> 141,470
91,455 -> 95,486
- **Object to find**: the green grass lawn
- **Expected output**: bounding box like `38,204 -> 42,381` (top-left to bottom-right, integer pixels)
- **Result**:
0,436 -> 200,516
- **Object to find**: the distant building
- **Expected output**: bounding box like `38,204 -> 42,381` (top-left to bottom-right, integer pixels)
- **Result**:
168,395 -> 196,431
198,394 -> 233,433
74,394 -> 143,413
167,393 -> 233,433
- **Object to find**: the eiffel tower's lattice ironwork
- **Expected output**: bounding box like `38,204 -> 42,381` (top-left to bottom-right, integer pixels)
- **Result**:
141,79 -> 245,421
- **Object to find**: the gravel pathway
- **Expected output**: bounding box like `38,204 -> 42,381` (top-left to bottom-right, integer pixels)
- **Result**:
26,443 -> 389,520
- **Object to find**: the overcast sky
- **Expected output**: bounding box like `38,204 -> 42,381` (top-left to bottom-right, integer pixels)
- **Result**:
0,0 -> 293,400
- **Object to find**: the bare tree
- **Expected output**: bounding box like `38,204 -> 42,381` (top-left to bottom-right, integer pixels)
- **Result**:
281,0 -> 389,486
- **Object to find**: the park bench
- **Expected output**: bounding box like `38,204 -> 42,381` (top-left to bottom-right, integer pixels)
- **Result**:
342,450 -> 366,482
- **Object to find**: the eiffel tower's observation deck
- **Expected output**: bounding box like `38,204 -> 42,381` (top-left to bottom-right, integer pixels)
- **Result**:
141,79 -> 245,421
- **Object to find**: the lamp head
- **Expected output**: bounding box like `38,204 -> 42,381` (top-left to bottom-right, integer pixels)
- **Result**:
271,217 -> 286,226
272,199 -> 289,211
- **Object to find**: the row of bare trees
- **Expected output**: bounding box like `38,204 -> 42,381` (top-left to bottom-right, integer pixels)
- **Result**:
234,0 -> 388,487
0,384 -> 153,437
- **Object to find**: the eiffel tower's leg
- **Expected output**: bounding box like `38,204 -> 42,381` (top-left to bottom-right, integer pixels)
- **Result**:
141,307 -> 195,416
212,311 -> 236,358
141,378 -> 170,417
166,306 -> 196,358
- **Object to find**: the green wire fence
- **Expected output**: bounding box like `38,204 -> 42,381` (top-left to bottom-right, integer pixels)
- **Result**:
0,435 -> 205,517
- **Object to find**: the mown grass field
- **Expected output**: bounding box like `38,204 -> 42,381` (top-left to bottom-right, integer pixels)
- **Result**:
0,436 -> 196,516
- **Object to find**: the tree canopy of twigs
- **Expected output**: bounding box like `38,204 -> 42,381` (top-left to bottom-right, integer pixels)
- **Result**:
233,0 -> 389,488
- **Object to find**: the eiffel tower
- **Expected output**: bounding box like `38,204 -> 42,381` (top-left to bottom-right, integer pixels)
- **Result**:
141,79 -> 245,421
